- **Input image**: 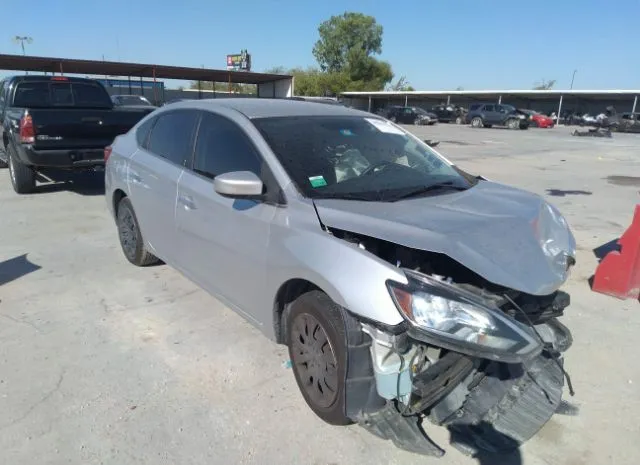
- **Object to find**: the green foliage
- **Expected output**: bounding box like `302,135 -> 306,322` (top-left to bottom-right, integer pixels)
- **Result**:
313,12 -> 383,73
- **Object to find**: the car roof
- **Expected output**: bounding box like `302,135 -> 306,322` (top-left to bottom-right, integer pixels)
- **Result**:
165,98 -> 372,119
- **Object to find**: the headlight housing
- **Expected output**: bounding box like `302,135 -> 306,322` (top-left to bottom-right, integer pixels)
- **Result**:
387,270 -> 542,363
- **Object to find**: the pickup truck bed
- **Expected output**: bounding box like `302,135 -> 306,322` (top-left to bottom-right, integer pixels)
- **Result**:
0,75 -> 153,194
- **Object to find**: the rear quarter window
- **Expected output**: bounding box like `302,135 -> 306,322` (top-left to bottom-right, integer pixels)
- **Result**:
136,117 -> 156,149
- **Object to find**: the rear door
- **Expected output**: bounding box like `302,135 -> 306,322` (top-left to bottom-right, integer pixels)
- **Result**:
175,110 -> 277,321
482,104 -> 499,124
127,109 -> 199,264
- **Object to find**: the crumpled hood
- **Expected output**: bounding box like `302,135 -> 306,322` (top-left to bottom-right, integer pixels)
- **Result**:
314,180 -> 576,296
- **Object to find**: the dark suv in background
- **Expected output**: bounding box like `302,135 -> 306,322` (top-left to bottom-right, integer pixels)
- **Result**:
383,105 -> 438,125
466,103 -> 529,129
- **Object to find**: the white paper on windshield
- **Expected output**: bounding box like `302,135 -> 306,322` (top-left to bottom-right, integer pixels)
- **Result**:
365,118 -> 405,135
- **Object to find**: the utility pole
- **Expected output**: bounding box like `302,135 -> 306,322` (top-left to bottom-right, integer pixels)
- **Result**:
13,36 -> 33,75
13,35 -> 33,55
570,69 -> 577,90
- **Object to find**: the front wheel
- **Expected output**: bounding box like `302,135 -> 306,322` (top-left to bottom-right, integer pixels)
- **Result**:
507,118 -> 519,129
455,116 -> 463,124
286,290 -> 351,426
470,116 -> 483,128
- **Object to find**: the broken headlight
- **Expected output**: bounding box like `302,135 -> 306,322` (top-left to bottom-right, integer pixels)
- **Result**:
387,270 -> 542,363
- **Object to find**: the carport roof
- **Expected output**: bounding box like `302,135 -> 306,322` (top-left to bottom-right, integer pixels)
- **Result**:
342,89 -> 640,99
0,53 -> 291,84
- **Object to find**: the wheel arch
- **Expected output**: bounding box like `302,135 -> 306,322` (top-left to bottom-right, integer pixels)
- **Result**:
272,278 -> 329,344
112,189 -> 127,217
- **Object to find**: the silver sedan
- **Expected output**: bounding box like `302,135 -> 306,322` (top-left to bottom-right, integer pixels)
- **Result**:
105,99 -> 576,457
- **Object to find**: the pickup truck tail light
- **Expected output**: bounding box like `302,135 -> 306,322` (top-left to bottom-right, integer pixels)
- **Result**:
19,114 -> 35,144
104,145 -> 113,162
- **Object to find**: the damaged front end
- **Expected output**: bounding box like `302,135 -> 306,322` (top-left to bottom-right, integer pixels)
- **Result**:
332,231 -> 574,457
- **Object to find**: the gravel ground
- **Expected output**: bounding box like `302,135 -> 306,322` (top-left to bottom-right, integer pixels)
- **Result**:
1,123 -> 639,465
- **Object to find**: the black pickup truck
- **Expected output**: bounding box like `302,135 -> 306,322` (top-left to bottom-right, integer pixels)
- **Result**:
0,75 -> 155,194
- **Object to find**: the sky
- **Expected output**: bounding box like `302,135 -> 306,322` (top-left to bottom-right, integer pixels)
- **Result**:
2,0 -> 639,90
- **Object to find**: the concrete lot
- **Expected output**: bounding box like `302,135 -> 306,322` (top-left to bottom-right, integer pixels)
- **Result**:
1,124 -> 639,465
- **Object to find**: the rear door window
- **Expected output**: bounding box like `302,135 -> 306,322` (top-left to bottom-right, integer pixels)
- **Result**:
147,110 -> 199,166
12,80 -> 112,108
136,117 -> 156,149
483,104 -> 495,112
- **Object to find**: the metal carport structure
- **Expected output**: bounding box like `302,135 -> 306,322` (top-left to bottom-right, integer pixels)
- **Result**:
342,89 -> 640,116
0,53 -> 294,103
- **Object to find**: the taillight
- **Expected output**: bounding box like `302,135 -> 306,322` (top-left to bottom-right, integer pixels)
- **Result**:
104,145 -> 113,162
51,76 -> 68,81
19,114 -> 35,144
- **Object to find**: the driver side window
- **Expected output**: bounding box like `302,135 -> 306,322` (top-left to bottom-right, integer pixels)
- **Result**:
192,111 -> 262,179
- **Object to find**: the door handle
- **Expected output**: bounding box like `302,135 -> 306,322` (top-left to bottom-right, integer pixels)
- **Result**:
178,194 -> 196,210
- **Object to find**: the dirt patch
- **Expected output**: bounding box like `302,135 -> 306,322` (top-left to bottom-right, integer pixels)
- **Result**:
606,175 -> 640,187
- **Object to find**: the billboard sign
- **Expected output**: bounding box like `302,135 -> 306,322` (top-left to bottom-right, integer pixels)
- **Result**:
226,49 -> 251,72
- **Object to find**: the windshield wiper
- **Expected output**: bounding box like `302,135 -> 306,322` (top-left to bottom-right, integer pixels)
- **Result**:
390,182 -> 468,201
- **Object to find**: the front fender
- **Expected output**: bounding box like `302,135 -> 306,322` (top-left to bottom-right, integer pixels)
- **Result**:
266,207 -> 408,329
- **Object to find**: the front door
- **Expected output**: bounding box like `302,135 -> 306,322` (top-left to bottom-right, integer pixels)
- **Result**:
175,110 -> 277,323
127,109 -> 199,264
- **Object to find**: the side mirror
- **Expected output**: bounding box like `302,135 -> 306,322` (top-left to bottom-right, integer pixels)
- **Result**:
214,171 -> 264,198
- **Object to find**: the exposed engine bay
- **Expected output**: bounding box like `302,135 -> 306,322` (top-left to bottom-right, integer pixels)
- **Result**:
330,226 -> 574,457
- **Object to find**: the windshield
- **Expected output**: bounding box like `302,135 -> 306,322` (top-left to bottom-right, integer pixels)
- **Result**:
253,115 -> 475,202
116,95 -> 152,106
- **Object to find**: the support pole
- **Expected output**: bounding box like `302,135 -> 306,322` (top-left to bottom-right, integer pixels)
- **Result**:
152,67 -> 157,105
498,95 -> 502,104
557,95 -> 564,120
368,96 -> 372,113
198,80 -> 202,99
128,76 -> 132,95
404,95 -> 408,106
632,95 -> 638,114
139,76 -> 143,96
446,95 -> 451,105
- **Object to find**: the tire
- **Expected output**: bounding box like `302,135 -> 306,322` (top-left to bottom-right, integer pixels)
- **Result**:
455,116 -> 463,125
286,290 -> 351,426
7,144 -> 35,194
390,116 -> 397,123
444,354 -> 564,455
116,196 -> 159,267
470,117 -> 483,128
507,118 -> 518,129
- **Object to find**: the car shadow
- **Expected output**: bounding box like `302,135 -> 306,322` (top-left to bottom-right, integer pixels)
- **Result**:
0,254 -> 42,286
447,421 -> 522,465
587,237 -> 620,289
33,169 -> 105,196
546,189 -> 593,197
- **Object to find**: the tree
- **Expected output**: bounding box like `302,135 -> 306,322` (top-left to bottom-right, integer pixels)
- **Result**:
312,12 -> 383,73
311,12 -> 393,91
455,86 -> 464,91
533,79 -> 556,90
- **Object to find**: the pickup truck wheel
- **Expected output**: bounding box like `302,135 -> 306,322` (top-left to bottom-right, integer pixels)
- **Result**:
455,116 -> 463,125
8,145 -> 35,194
116,197 -> 159,267
286,290 -> 351,426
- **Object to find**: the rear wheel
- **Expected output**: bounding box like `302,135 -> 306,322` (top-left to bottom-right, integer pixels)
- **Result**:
286,290 -> 351,426
116,197 -> 159,266
455,116 -> 463,125
7,144 -> 35,194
